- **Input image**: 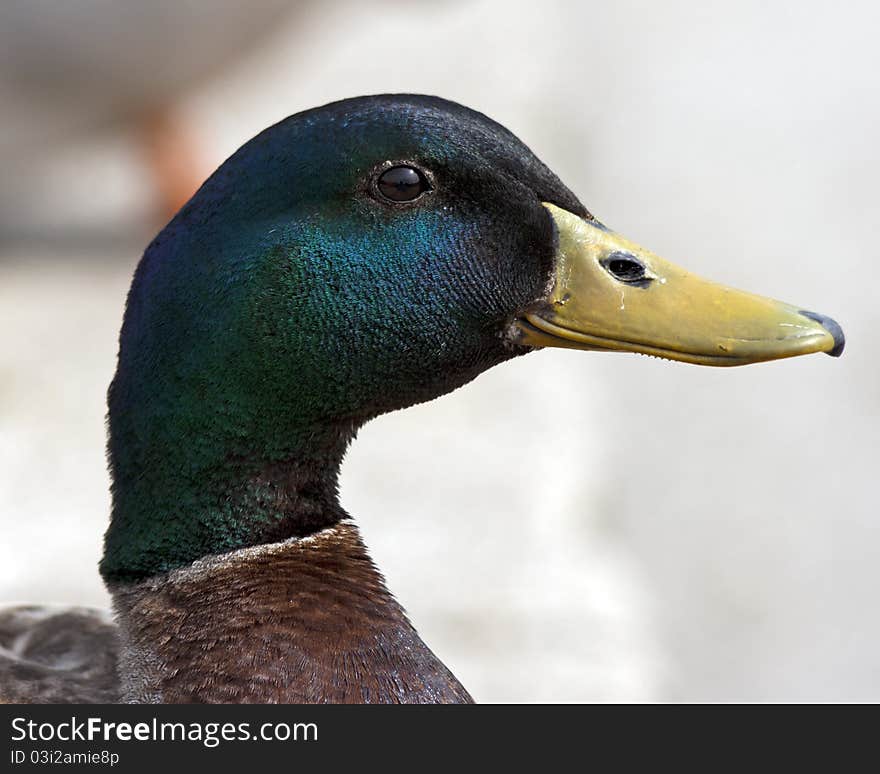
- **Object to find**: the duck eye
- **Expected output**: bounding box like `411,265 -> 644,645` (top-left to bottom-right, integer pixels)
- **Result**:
376,165 -> 429,203
602,252 -> 649,283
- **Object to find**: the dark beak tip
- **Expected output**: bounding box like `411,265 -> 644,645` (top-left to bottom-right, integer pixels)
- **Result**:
799,310 -> 845,358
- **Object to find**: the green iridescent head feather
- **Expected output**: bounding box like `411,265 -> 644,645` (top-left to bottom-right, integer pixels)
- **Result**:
102,95 -> 584,581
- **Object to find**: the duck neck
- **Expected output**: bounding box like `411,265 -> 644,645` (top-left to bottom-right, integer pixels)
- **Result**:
108,521 -> 473,704
101,421 -> 356,583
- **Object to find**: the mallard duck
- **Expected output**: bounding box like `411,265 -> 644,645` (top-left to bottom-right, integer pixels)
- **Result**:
0,94 -> 844,704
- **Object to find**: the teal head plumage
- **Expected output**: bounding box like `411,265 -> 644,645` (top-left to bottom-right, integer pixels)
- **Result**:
101,94 -> 843,584
102,95 -> 587,581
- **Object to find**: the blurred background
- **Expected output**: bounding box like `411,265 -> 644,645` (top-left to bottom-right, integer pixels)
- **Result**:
1,0 -> 877,701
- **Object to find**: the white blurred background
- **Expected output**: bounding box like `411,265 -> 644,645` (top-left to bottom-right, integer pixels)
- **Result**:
1,0 -> 877,701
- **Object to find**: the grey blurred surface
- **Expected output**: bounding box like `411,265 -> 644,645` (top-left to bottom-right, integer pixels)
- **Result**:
0,0 -> 298,237
1,0 -> 877,701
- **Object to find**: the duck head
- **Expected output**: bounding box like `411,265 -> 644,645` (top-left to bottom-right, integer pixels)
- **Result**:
102,94 -> 843,583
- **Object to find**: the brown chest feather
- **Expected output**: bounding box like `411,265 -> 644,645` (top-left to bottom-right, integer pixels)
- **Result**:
111,522 -> 472,703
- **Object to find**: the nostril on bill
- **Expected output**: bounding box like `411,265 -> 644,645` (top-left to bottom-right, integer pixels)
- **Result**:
799,310 -> 846,357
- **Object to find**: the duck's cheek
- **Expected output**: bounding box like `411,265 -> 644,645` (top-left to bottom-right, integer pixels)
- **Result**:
511,203 -> 844,367
435,205 -> 557,323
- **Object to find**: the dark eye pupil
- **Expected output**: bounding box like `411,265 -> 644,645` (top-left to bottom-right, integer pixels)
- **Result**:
606,254 -> 646,282
377,166 -> 427,202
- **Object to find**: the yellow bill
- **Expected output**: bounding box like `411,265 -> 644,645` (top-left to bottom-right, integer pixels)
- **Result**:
515,203 -> 844,366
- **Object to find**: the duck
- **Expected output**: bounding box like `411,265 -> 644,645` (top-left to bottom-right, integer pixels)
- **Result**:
0,94 -> 844,704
